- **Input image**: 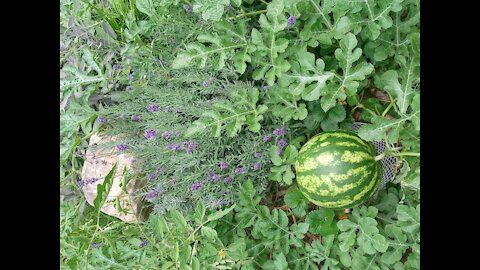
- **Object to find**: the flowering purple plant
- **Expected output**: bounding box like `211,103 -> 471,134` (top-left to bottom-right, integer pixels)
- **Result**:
263,85 -> 269,91
131,115 -> 141,121
147,104 -> 159,112
165,106 -> 172,113
278,139 -> 288,148
171,143 -> 181,152
275,148 -> 283,156
235,167 -> 246,174
116,144 -> 128,151
223,177 -> 233,183
128,73 -> 134,80
147,173 -> 156,181
96,117 -> 107,124
144,129 -> 158,139
288,16 -> 296,25
183,4 -> 191,12
219,161 -> 228,169
202,81 -> 209,87
78,177 -> 99,187
191,183 -> 202,192
253,161 -> 261,171
126,85 -> 133,91
254,152 -> 262,158
91,243 -> 104,249
183,141 -> 198,153
263,134 -> 272,141
146,190 -> 159,202
162,131 -> 172,140
273,127 -> 288,136
140,239 -> 148,248
113,64 -> 122,70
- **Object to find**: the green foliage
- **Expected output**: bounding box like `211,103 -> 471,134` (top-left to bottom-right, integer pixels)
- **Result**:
269,145 -> 297,185
278,46 -> 334,102
186,84 -> 268,137
193,0 -> 231,21
268,85 -> 309,121
304,103 -> 346,131
172,20 -> 252,73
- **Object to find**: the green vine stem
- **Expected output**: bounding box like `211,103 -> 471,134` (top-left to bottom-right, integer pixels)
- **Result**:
375,151 -> 420,161
228,10 -> 267,20
382,98 -> 397,117
355,103 -> 378,117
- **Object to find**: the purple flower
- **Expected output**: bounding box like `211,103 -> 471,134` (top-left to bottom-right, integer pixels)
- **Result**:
278,139 -> 288,148
235,167 -> 246,174
219,161 -> 228,169
146,190 -> 159,202
131,115 -> 141,121
273,127 -> 288,136
208,170 -> 221,181
224,177 -> 233,183
116,144 -> 128,151
147,173 -> 156,181
288,16 -> 296,25
78,178 -> 99,187
253,161 -> 261,171
175,107 -> 181,113
184,141 -> 198,153
126,85 -> 133,91
162,131 -> 172,140
165,106 -> 172,113
96,117 -> 107,124
254,152 -> 262,158
171,143 -> 180,152
91,243 -> 104,249
191,183 -> 202,192
86,178 -> 99,185
263,85 -> 269,91
140,239 -> 148,248
183,4 -> 191,12
144,129 -> 158,139
263,134 -> 272,142
202,81 -> 209,87
147,104 -> 159,112
113,64 -> 122,70
128,73 -> 134,80
275,148 -> 283,156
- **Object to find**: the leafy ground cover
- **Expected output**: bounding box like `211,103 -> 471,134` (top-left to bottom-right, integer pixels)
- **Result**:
60,0 -> 419,269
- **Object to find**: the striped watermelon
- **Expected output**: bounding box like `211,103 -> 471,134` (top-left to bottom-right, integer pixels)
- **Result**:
294,130 -> 381,209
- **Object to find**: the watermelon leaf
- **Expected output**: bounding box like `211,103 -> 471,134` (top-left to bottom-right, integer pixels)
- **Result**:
306,209 -> 338,236
185,84 -> 268,138
320,33 -> 374,112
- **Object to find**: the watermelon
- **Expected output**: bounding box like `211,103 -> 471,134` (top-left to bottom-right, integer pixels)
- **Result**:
294,130 -> 381,209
